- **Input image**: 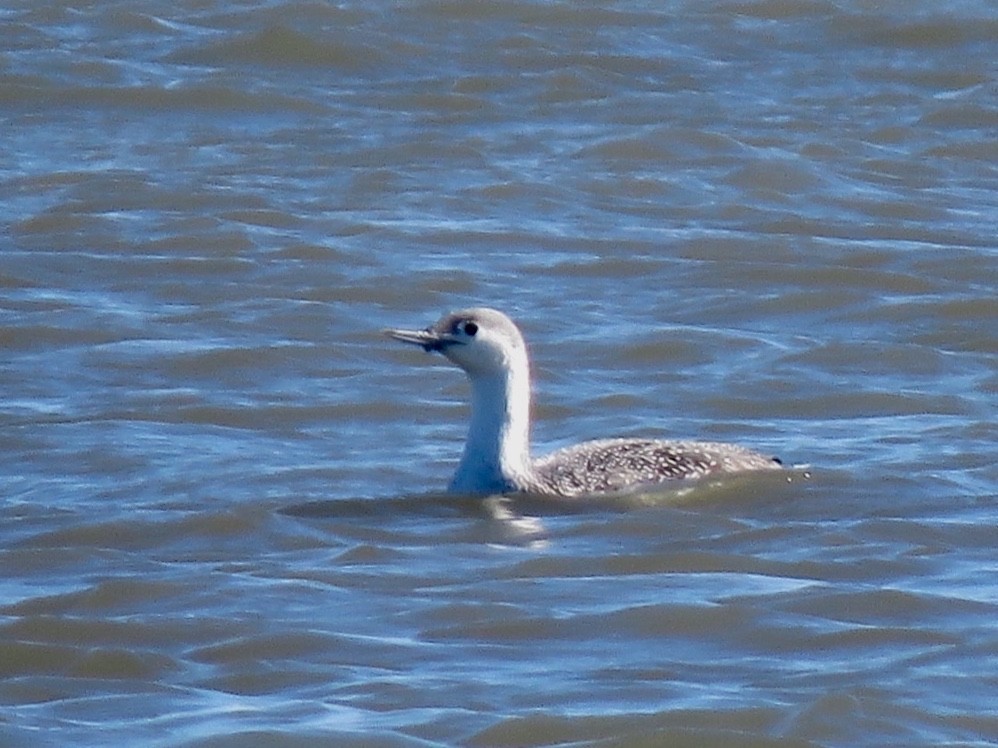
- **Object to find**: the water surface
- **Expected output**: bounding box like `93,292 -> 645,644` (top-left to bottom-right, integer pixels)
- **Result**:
1,1 -> 996,746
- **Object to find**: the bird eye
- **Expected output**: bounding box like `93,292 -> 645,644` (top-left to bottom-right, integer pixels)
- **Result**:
462,321 -> 478,337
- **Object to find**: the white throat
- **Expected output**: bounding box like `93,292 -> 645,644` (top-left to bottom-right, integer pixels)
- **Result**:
448,356 -> 533,494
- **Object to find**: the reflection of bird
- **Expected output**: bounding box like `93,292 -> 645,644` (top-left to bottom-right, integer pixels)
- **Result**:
386,307 -> 781,497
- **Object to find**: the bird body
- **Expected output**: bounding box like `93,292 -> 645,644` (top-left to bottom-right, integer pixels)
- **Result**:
386,307 -> 781,498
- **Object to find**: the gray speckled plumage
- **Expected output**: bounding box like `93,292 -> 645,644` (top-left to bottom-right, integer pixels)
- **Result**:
386,307 -> 781,498
529,438 -> 780,497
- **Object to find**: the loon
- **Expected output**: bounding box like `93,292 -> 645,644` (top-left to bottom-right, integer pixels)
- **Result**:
386,307 -> 781,497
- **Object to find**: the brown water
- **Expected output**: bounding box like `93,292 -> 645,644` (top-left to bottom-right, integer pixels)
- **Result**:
1,1 -> 996,746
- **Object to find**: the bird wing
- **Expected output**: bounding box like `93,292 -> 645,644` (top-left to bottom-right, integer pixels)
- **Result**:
531,438 -> 779,497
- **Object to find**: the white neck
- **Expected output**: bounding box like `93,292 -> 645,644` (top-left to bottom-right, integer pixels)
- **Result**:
448,358 -> 533,495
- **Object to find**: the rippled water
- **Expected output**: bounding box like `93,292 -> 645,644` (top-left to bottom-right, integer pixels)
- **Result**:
2,1 -> 996,746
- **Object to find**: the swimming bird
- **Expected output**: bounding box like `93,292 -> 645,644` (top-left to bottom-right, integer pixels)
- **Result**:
386,307 -> 781,497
